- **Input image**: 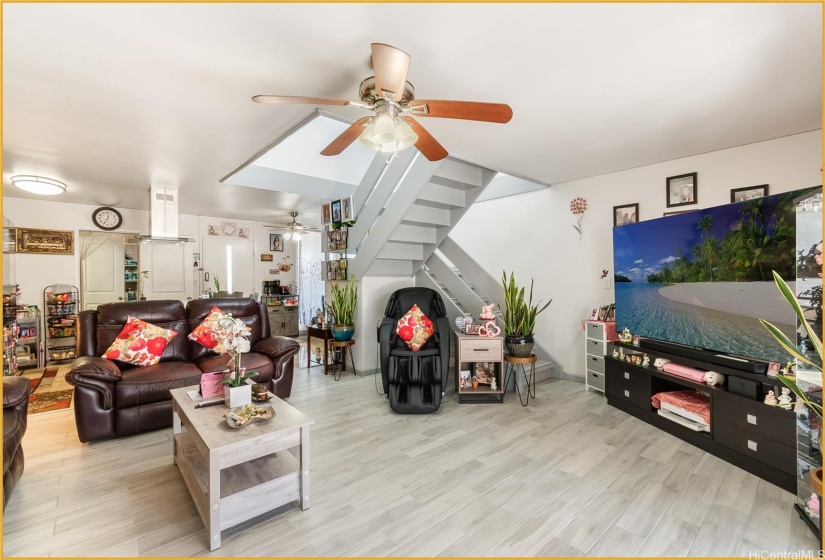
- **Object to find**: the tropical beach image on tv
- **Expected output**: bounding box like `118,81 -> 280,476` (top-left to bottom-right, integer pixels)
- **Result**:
613,187 -> 819,364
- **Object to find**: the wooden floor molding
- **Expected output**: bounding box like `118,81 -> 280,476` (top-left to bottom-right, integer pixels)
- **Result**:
2,366 -> 820,557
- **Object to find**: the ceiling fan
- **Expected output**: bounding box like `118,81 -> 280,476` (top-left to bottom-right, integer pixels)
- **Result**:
264,212 -> 323,240
253,43 -> 513,162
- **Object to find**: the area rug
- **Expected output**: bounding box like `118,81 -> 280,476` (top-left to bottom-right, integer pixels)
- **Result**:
19,365 -> 73,415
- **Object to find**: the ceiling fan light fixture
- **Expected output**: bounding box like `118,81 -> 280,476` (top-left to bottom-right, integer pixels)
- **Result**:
11,175 -> 67,195
395,119 -> 418,150
292,231 -> 303,241
284,231 -> 292,241
372,111 -> 396,144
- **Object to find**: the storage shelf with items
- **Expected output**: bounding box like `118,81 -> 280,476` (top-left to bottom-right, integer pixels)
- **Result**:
124,256 -> 139,302
3,285 -> 20,323
261,281 -> 299,337
324,226 -> 350,281
454,332 -> 504,403
44,284 -> 78,364
584,320 -> 618,394
3,320 -> 18,376
14,306 -> 42,369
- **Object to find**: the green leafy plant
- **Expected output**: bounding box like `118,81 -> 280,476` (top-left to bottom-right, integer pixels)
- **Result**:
501,271 -> 551,336
218,369 -> 258,388
759,270 -> 822,422
328,276 -> 358,325
213,272 -> 221,293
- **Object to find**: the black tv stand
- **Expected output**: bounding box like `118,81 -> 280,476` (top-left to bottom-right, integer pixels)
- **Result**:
604,349 -> 796,494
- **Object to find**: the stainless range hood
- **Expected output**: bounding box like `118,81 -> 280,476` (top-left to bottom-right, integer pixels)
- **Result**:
139,186 -> 194,244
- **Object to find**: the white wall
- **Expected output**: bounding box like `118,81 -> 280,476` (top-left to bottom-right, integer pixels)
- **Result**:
354,276 -> 415,374
450,130 -> 823,377
2,197 -> 298,308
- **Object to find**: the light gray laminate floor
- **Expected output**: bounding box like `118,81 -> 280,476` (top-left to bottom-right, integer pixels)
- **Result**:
3,366 -> 821,557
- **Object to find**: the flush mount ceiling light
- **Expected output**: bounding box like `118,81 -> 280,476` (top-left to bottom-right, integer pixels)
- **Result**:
11,175 -> 67,195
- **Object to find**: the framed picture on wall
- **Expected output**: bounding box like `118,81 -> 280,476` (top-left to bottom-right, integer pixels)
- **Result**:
613,203 -> 639,227
731,184 -> 769,203
341,195 -> 354,222
207,224 -> 220,236
321,202 -> 332,226
331,200 -> 342,223
15,228 -> 74,254
260,253 -> 273,262
666,172 -> 697,207
237,227 -> 249,239
269,234 -> 284,252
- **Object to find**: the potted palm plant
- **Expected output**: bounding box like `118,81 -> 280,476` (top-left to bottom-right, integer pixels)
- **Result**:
760,270 -> 823,495
328,276 -> 358,341
502,271 -> 551,357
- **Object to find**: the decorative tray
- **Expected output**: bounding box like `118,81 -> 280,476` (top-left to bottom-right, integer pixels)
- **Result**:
252,391 -> 275,403
224,404 -> 275,429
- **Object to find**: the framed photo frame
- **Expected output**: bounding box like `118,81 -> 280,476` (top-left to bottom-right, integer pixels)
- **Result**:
269,234 -> 284,252
731,184 -> 769,203
260,253 -> 273,262
3,228 -> 16,253
207,224 -> 220,236
341,195 -> 354,222
587,306 -> 600,321
666,172 -> 697,207
220,221 -> 237,237
472,361 -> 496,385
465,324 -> 482,335
321,202 -> 332,226
632,334 -> 641,347
15,228 -> 74,254
331,199 -> 342,223
237,227 -> 250,239
613,203 -> 639,227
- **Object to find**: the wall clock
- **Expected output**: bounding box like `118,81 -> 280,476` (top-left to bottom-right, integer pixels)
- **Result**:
92,207 -> 123,231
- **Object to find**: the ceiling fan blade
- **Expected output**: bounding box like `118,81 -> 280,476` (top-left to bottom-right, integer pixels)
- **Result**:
408,100 -> 513,123
320,117 -> 370,156
252,95 -> 351,106
403,118 -> 448,161
371,43 -> 410,103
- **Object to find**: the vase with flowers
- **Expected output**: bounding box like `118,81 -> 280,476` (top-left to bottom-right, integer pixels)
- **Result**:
214,314 -> 259,407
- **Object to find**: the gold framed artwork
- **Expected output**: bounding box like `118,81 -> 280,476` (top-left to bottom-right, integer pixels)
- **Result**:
15,228 -> 74,254
260,253 -> 273,262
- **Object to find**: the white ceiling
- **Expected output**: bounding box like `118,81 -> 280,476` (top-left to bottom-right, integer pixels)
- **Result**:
2,3 -> 821,226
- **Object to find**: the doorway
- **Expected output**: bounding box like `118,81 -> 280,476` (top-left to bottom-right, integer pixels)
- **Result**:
79,231 -> 140,310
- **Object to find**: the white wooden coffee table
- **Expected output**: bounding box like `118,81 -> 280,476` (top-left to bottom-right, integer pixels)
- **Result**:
170,386 -> 313,550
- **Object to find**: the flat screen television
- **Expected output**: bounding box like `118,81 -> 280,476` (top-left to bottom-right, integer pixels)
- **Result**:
613,187 -> 820,364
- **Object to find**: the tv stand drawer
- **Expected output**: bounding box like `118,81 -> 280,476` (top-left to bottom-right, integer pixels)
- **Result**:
714,420 -> 795,475
606,365 -> 651,410
713,391 -> 794,443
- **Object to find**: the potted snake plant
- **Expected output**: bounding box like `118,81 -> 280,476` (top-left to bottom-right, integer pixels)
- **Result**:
328,276 -> 358,341
502,271 -> 551,357
760,270 -> 823,496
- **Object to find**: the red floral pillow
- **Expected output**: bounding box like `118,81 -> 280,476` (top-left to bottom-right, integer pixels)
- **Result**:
103,316 -> 178,367
188,306 -> 225,349
396,304 -> 435,351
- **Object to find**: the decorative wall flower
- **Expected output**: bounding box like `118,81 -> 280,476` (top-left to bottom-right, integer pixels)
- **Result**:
570,197 -> 587,239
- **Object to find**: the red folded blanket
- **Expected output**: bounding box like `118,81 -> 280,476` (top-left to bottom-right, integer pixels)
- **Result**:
652,390 -> 711,425
662,362 -> 706,383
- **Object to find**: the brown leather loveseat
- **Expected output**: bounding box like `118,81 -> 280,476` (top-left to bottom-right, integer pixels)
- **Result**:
3,376 -> 29,509
66,298 -> 299,443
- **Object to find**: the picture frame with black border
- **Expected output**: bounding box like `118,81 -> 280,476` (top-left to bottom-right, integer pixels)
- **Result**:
331,199 -> 342,223
731,184 -> 769,203
269,234 -> 284,252
613,203 -> 639,227
341,195 -> 354,222
666,172 -> 697,208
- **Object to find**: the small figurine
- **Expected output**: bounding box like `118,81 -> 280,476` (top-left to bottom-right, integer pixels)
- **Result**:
619,328 -> 632,343
653,358 -> 670,369
641,354 -> 650,367
704,371 -> 725,386
777,387 -> 793,407
479,303 -> 496,320
313,346 -> 322,363
619,348 -> 625,359
625,356 -> 631,363
490,377 -> 497,391
612,348 -> 619,358
764,390 -> 779,406
806,493 -> 820,518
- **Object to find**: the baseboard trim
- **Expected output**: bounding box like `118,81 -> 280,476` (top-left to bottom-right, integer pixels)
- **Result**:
561,371 -> 585,384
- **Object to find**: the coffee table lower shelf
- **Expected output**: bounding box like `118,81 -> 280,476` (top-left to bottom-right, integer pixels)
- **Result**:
174,431 -> 301,538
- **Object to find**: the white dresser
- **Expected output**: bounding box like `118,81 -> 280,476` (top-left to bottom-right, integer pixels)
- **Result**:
584,321 -> 611,393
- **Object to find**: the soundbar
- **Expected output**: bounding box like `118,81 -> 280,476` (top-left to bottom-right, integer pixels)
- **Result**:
639,338 -> 767,374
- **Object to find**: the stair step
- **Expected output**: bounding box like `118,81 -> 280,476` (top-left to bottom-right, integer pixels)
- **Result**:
433,158 -> 484,188
415,183 -> 466,209
402,204 -> 451,227
377,242 -> 423,261
388,223 -> 437,244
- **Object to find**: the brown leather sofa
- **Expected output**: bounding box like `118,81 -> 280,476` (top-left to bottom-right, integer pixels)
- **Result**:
4,376 -> 30,510
66,298 -> 299,443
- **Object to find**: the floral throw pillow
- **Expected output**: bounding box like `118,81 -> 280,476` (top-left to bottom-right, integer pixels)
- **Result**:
103,316 -> 178,367
188,306 -> 225,350
396,304 -> 435,351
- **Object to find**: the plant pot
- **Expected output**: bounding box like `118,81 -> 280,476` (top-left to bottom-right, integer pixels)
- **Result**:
505,334 -> 534,357
224,384 -> 251,408
332,324 -> 355,341
472,381 -> 479,389
811,467 -> 823,496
